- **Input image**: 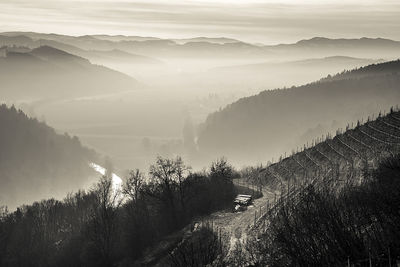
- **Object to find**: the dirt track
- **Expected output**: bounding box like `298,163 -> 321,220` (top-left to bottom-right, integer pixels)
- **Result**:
140,182 -> 277,266
199,184 -> 277,260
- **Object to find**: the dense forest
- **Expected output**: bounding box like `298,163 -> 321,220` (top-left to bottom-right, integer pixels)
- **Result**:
198,60 -> 400,165
0,157 -> 238,266
0,105 -> 96,209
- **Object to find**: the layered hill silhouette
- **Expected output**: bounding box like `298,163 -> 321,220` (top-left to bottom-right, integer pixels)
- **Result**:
2,32 -> 400,60
197,60 -> 400,164
269,37 -> 400,59
0,45 -> 138,99
210,56 -> 382,89
0,104 -> 97,209
214,56 -> 381,72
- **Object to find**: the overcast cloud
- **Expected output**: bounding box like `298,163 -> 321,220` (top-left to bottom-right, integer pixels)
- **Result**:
0,0 -> 399,43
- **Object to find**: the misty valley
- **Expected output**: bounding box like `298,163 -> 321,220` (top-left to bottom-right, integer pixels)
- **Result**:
1,2 -> 400,266
1,34 -> 398,172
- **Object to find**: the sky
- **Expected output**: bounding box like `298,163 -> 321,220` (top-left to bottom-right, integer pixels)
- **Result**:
0,0 -> 399,44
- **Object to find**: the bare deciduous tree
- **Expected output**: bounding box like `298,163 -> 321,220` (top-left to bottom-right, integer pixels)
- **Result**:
149,156 -> 191,225
123,169 -> 145,202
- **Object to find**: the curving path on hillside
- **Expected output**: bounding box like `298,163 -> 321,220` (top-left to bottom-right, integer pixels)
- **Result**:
199,182 -> 277,262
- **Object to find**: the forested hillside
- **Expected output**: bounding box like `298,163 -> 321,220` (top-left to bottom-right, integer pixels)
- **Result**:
0,105 -> 96,209
198,60 -> 400,165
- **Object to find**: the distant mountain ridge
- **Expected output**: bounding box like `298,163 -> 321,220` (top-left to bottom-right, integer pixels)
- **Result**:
3,31 -> 399,48
172,37 -> 240,44
268,37 -> 400,59
292,36 -> 400,47
1,32 -> 399,59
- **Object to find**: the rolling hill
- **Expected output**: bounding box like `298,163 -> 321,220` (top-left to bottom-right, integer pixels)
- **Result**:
215,56 -> 382,72
209,56 -> 382,89
0,104 -> 98,210
0,45 -> 138,99
172,37 -> 240,45
197,60 -> 400,165
0,34 -> 163,68
268,37 -> 400,59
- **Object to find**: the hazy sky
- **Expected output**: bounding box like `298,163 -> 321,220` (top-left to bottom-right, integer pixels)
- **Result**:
0,0 -> 399,44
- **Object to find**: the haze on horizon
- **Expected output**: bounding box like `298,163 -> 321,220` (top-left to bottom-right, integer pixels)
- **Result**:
1,0 -> 400,44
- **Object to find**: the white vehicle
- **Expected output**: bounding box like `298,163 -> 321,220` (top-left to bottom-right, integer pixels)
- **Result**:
233,194 -> 252,212
234,194 -> 252,205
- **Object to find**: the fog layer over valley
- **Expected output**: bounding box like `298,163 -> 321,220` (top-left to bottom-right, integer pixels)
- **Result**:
1,32 -> 399,172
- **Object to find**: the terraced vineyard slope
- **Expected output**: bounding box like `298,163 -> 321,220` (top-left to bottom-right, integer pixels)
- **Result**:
234,108 -> 400,266
257,108 -> 400,191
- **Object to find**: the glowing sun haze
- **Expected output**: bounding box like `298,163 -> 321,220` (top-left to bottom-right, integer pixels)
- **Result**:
0,0 -> 399,44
